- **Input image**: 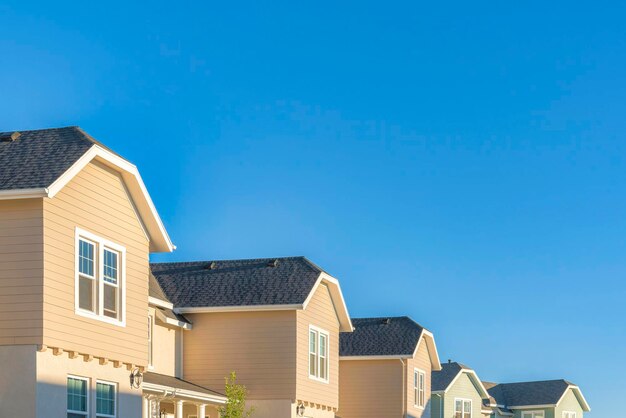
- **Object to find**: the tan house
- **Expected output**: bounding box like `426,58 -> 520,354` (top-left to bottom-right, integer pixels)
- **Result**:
150,257 -> 354,418
0,127 -> 226,417
338,316 -> 442,418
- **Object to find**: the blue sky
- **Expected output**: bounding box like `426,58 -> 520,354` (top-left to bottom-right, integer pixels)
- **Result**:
1,1 -> 622,415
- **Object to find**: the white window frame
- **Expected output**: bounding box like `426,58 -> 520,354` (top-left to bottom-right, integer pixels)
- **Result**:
75,227 -> 126,327
522,412 -> 545,418
308,325 -> 330,383
96,380 -> 117,418
562,413 -> 576,418
414,368 -> 426,408
67,375 -> 89,418
454,398 -> 472,418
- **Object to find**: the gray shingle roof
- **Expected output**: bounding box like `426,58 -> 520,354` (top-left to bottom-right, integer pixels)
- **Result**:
339,316 -> 424,356
143,372 -> 224,397
432,361 -> 471,391
150,257 -> 323,308
0,126 -> 107,191
487,380 -> 572,407
149,271 -> 170,301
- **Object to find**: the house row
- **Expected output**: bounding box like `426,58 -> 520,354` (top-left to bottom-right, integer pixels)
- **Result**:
0,127 -> 590,418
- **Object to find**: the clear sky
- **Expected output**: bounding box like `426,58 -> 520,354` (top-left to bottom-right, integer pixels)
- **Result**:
1,1 -> 622,415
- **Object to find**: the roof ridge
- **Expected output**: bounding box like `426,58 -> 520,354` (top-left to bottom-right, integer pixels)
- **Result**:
151,256 -> 310,265
497,378 -> 570,386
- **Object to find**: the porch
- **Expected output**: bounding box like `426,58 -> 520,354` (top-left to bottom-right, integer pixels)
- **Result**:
142,372 -> 226,418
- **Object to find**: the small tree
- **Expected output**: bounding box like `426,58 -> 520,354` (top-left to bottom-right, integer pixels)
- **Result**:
218,372 -> 254,418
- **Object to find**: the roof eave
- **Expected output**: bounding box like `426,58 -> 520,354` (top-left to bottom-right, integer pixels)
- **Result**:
303,271 -> 353,332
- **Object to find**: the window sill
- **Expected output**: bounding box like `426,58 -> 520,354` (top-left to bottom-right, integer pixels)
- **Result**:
308,375 -> 329,384
76,309 -> 126,327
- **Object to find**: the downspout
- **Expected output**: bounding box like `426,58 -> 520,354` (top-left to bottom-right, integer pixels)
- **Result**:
400,359 -> 406,418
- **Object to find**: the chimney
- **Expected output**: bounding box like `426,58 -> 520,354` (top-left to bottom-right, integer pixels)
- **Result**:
0,132 -> 21,142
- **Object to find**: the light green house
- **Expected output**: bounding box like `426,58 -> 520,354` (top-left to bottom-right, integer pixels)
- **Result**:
431,361 -> 494,418
483,380 -> 591,418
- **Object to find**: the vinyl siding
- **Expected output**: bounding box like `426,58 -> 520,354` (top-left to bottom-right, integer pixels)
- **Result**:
406,337 -> 433,418
441,372 -> 484,418
183,310 -> 298,400
296,283 -> 340,408
0,199 -> 44,345
42,160 -> 150,365
338,359 -> 404,418
555,389 -> 584,418
149,307 -> 182,377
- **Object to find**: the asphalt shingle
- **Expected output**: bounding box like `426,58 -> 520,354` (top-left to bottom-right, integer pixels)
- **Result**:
432,362 -> 471,392
0,126 -> 103,190
339,316 -> 424,357
486,380 -> 572,407
150,257 -> 323,308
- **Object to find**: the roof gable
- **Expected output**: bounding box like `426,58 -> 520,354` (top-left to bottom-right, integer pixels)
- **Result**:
486,380 -> 590,411
432,362 -> 490,398
0,127 -> 174,252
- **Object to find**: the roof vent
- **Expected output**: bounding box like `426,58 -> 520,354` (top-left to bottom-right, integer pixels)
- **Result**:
0,132 -> 21,142
448,359 -> 452,363
267,259 -> 279,268
204,261 -> 217,270
382,318 -> 391,325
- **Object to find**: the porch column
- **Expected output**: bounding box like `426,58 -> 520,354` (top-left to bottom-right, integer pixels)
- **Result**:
175,400 -> 185,418
142,396 -> 150,418
197,403 -> 206,418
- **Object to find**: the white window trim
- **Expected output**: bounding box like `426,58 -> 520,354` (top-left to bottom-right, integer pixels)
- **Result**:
522,411 -> 545,418
562,413 -> 576,418
67,375 -> 89,417
414,368 -> 426,409
454,397 -> 473,418
95,380 -> 117,418
308,325 -> 330,383
75,227 -> 126,327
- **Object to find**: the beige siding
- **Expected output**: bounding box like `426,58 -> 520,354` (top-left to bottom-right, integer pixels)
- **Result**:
296,283 -> 340,408
0,199 -> 44,345
555,389 -> 584,417
149,307 -> 182,377
338,359 -> 404,418
42,160 -> 150,365
406,337 -> 433,418
183,310 -> 298,400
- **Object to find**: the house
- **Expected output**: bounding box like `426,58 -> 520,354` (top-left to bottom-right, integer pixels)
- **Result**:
337,316 -> 442,418
0,127 -> 227,417
150,256 -> 353,418
431,361 -> 494,418
482,380 -> 591,418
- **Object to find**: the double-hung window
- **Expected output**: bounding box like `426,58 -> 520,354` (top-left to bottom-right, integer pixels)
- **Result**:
522,412 -> 544,418
414,369 -> 425,407
67,376 -> 88,418
96,381 -> 117,418
308,326 -> 329,382
562,413 -> 576,418
454,398 -> 472,418
76,228 -> 125,326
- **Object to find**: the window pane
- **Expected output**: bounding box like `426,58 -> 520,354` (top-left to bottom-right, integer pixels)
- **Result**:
79,240 -> 94,277
309,353 -> 317,376
67,377 -> 87,413
78,277 -> 94,311
455,400 -> 462,412
103,250 -> 118,285
320,356 -> 327,379
309,330 -> 317,354
319,334 -> 327,356
103,284 -> 117,318
464,401 -> 471,412
96,382 -> 115,416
